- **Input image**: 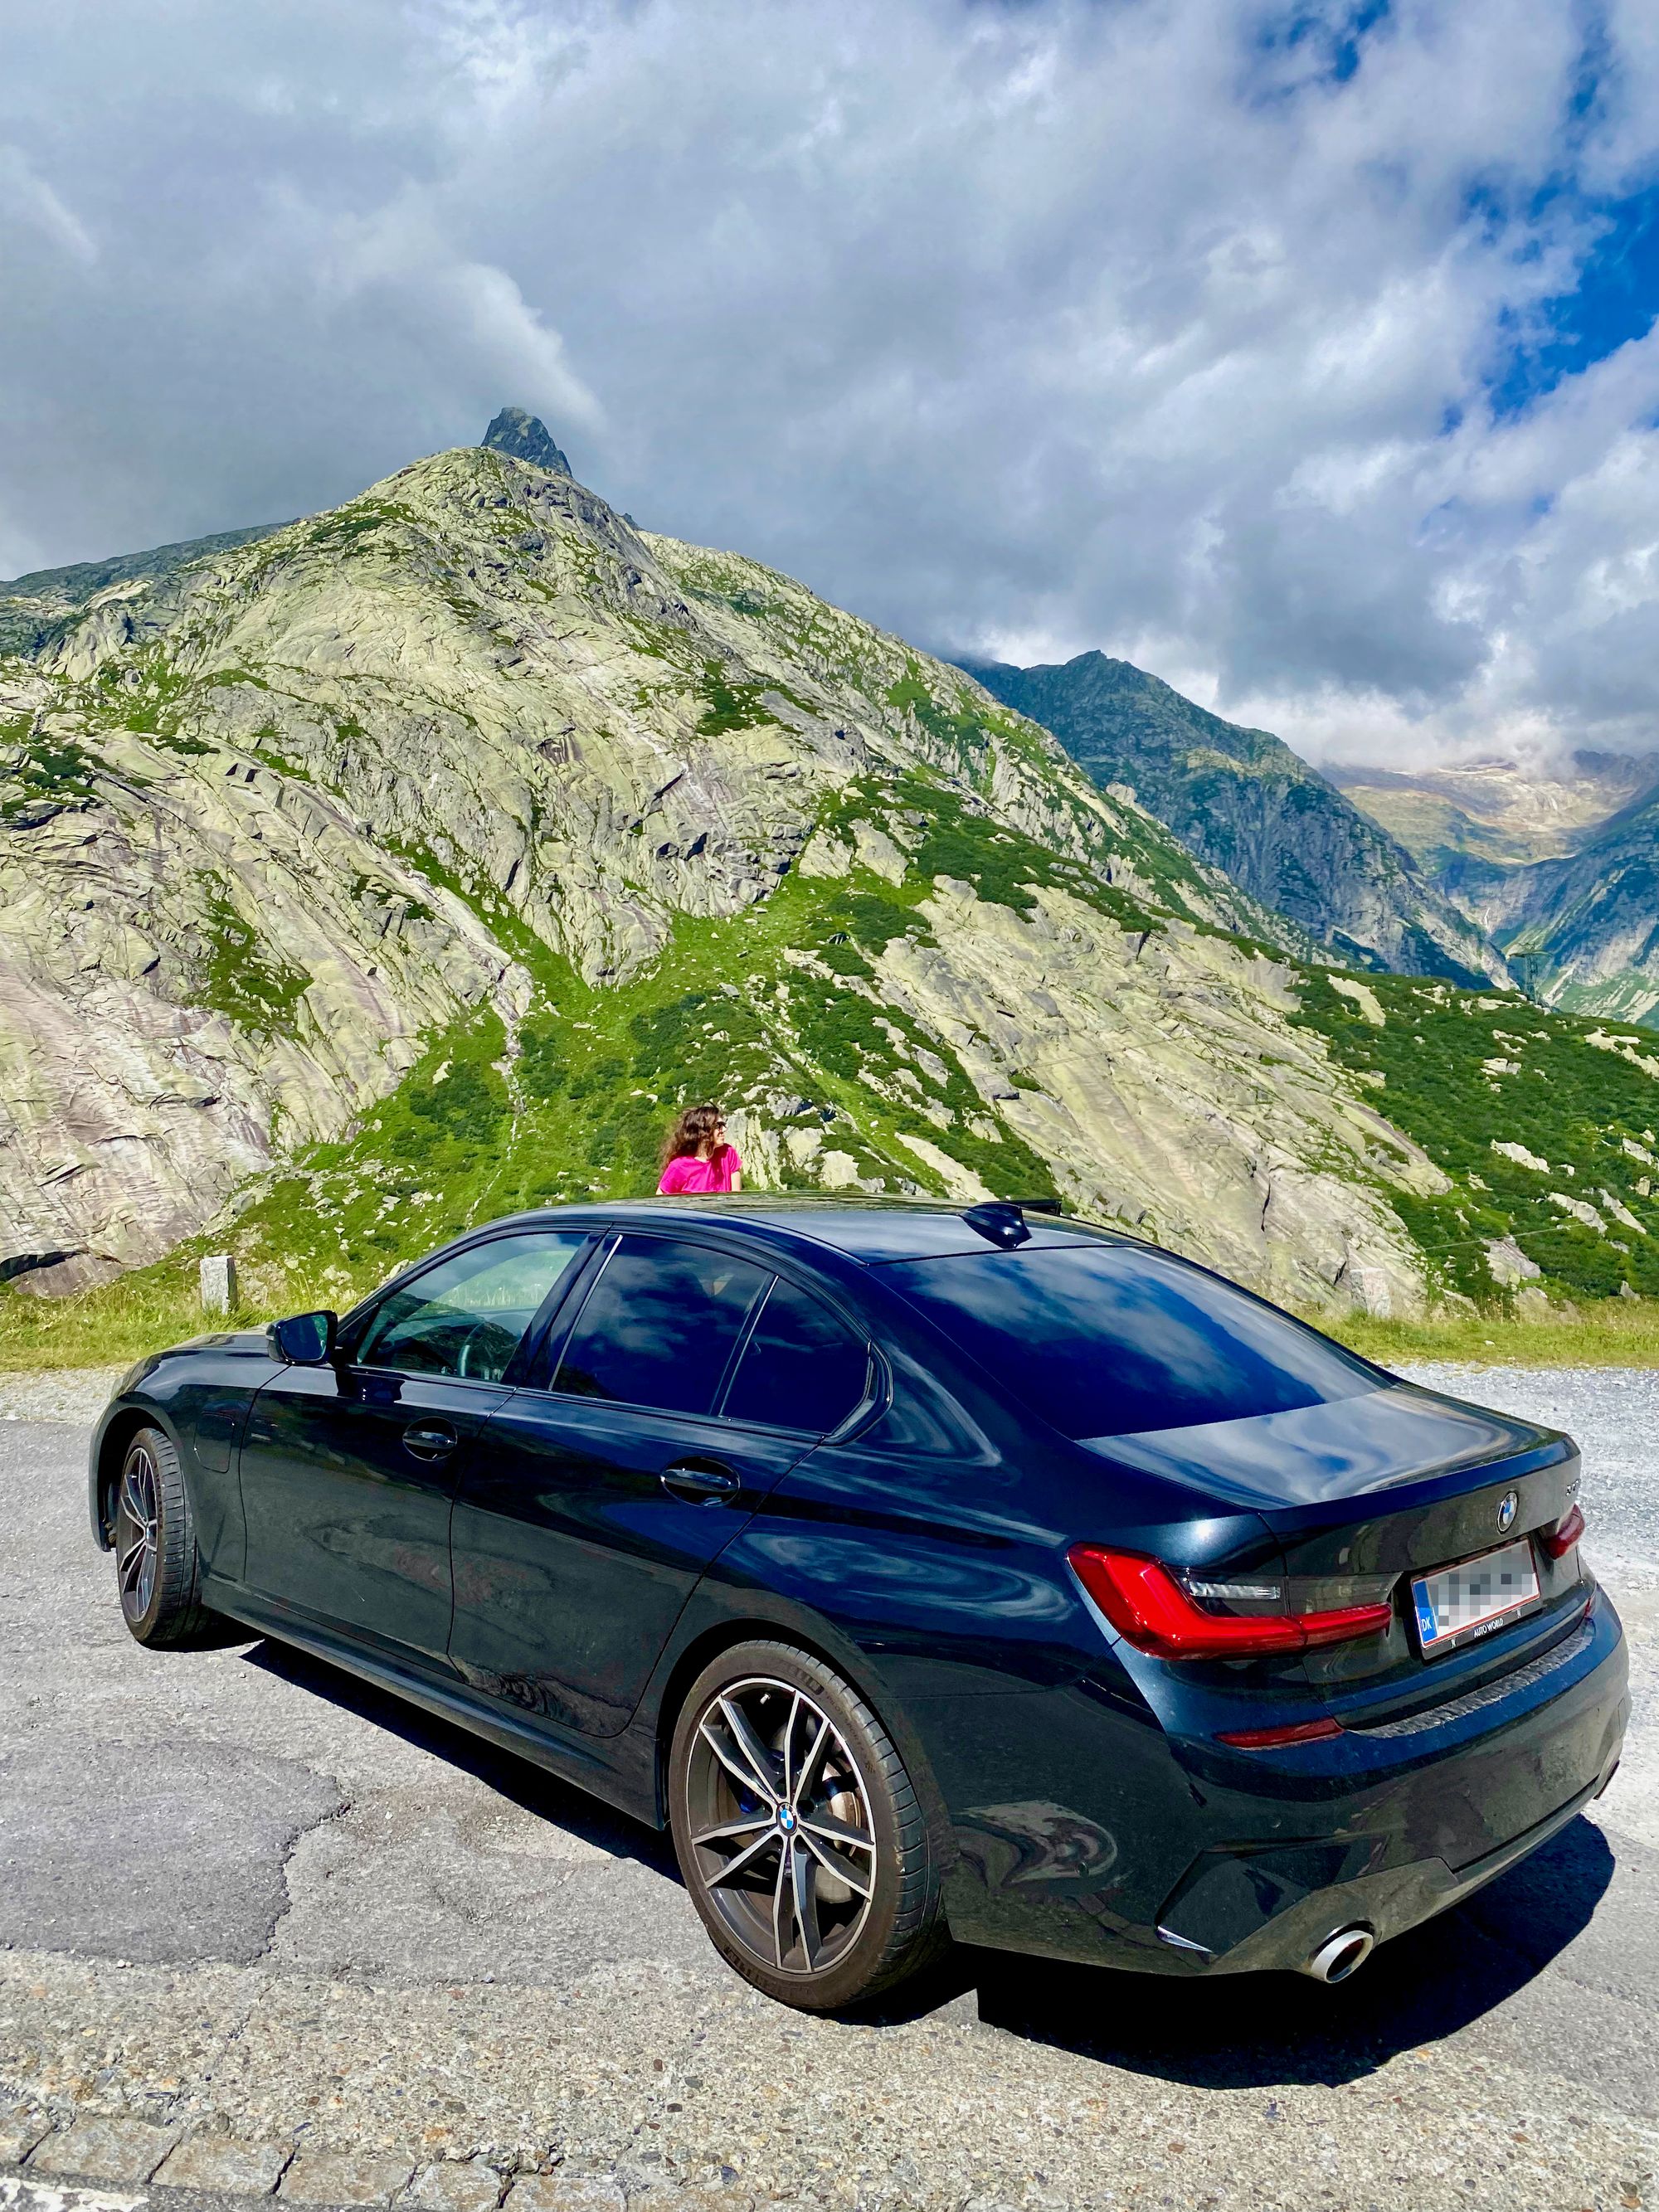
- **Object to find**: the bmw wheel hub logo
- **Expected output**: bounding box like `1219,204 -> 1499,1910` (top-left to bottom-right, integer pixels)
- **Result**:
1496,1491 -> 1519,1534
778,1807 -> 796,1832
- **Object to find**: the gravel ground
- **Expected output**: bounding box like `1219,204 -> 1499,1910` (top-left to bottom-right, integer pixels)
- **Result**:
0,1367 -> 1653,2212
0,1372 -> 124,1427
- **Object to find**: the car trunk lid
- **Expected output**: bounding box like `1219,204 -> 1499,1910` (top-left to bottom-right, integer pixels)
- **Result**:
1084,1382 -> 1588,1694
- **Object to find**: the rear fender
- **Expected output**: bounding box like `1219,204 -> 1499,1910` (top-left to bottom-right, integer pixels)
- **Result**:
630,1571 -> 956,1854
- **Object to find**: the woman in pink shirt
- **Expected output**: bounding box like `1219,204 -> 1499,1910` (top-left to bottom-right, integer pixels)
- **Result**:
657,1105 -> 744,1194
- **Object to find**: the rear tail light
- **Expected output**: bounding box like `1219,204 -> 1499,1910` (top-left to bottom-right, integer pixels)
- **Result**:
1068,1544 -> 1394,1661
1540,1505 -> 1585,1562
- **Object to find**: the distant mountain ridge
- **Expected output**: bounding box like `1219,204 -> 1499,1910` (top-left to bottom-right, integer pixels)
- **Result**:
960,650 -> 1511,989
0,523 -> 288,657
0,404 -> 572,660
1491,786 -> 1659,1021
1330,752 -> 1655,872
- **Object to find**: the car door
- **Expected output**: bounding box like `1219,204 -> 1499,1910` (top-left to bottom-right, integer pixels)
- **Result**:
237,1227 -> 590,1671
447,1234 -> 873,1738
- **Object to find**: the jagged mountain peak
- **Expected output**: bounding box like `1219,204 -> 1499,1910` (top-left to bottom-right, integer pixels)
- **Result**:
481,406 -> 572,476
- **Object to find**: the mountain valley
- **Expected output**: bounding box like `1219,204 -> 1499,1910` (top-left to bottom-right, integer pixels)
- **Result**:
1335,755 -> 1659,1023
1331,752 -> 1655,880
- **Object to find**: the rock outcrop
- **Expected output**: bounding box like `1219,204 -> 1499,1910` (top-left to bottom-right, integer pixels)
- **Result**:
481,407 -> 572,475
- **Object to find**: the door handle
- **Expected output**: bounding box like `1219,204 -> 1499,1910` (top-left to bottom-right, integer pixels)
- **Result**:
661,1460 -> 741,1502
404,1420 -> 460,1461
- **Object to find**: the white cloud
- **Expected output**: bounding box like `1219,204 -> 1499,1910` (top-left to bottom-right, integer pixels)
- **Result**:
2,0 -> 1659,762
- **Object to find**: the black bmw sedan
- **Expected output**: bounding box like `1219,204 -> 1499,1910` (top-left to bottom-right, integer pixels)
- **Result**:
90,1197 -> 1627,2011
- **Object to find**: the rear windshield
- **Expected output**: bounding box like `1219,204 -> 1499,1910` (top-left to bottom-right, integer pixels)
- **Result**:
884,1242 -> 1382,1439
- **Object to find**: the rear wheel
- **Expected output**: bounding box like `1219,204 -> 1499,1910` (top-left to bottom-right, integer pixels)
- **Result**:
669,1641 -> 947,2010
113,1425 -> 225,1649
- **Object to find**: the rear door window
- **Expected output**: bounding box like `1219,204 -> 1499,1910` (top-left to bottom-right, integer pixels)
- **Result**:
883,1242 -> 1381,1438
355,1230 -> 589,1382
551,1235 -> 770,1416
721,1276 -> 871,1434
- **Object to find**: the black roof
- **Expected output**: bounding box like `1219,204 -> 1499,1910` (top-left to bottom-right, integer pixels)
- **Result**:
484,1194 -> 1112,1266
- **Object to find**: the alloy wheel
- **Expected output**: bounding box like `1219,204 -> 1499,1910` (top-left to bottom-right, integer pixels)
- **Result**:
684,1675 -> 878,1977
115,1443 -> 160,1622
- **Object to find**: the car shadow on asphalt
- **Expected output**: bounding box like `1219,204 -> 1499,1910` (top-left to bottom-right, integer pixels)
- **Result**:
943,1813 -> 1618,2087
242,1637 -> 683,1879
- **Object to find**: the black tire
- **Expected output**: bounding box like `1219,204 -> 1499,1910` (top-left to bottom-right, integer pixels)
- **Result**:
112,1424 -> 226,1649
669,1640 -> 949,2011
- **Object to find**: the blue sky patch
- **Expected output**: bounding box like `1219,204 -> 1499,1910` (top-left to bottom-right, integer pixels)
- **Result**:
1487,181 -> 1659,415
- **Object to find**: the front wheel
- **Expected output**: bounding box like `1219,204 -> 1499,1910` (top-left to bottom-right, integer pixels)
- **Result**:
113,1424 -> 226,1649
668,1641 -> 948,2010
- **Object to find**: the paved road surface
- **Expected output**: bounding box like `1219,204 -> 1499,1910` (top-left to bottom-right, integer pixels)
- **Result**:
0,1368 -> 1654,2211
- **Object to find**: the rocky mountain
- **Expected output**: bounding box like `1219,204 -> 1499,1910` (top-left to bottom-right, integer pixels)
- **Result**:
4,414 -> 1658,1323
0,523 -> 287,659
961,652 -> 1511,989
482,405 -> 572,474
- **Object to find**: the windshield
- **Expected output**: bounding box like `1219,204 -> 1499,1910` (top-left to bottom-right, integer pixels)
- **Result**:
883,1242 -> 1383,1439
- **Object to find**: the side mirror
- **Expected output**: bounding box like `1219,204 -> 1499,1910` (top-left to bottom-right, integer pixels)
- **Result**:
268,1309 -> 338,1365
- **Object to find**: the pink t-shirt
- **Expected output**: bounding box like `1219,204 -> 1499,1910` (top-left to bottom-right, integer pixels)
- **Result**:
658,1145 -> 742,1194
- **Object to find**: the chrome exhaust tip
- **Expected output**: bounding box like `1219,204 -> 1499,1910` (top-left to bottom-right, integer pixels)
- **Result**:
1301,1925 -> 1374,1985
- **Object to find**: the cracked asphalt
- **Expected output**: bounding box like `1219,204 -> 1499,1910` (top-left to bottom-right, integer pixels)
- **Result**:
0,1366 -> 1655,2211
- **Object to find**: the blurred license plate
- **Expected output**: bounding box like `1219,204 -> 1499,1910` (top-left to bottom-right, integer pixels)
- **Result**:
1413,1538 -> 1540,1656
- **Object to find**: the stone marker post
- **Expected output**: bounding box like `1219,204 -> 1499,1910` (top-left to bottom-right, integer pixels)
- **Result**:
199,1254 -> 237,1315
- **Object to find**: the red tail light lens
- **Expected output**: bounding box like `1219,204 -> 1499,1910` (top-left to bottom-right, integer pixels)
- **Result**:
1540,1505 -> 1585,1561
1217,1717 -> 1344,1749
1068,1544 -> 1394,1661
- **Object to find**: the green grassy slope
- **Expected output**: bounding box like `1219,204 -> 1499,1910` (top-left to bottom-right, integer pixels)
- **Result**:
1292,971 -> 1659,1304
0,773 -> 1149,1364
11,824 -> 1659,1370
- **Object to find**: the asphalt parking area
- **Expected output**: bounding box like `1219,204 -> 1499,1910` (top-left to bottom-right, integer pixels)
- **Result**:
0,1368 -> 1655,2212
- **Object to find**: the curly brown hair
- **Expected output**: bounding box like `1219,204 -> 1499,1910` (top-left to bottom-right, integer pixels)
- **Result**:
660,1103 -> 727,1169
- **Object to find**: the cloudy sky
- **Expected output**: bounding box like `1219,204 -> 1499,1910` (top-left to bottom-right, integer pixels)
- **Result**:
4,0 -> 1659,765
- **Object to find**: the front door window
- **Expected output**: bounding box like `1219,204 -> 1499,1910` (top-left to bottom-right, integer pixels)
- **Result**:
356,1230 -> 588,1381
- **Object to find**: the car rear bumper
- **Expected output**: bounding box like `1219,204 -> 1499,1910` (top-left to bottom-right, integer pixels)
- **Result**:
1162,1756 -> 1616,1976
931,1583 -> 1628,1976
